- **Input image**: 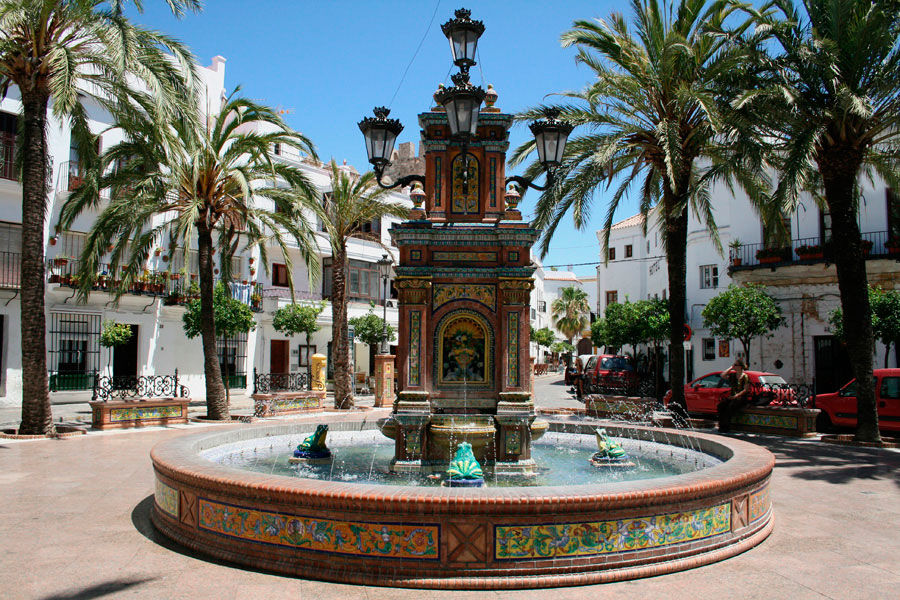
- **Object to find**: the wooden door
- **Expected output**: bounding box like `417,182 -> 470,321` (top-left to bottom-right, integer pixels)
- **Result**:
270,340 -> 289,375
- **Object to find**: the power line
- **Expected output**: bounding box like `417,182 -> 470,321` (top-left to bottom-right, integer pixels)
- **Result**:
542,255 -> 667,269
388,0 -> 442,108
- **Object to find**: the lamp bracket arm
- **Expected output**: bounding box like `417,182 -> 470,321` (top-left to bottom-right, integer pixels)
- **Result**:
374,168 -> 426,191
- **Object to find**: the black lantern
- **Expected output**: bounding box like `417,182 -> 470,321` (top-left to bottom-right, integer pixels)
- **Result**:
434,72 -> 486,140
358,107 -> 404,171
441,8 -> 485,71
530,108 -> 573,169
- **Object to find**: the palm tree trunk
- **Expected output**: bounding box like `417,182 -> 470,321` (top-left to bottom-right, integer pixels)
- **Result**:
198,225 -> 228,419
664,193 -> 689,409
331,244 -> 353,409
822,164 -> 880,443
18,88 -> 53,435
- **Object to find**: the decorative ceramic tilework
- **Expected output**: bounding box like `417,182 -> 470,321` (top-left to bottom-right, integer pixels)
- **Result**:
507,312 -> 519,387
451,153 -> 479,215
495,503 -> 731,560
405,431 -> 421,455
435,310 -> 494,388
505,429 -> 521,455
198,498 -> 439,560
432,284 -> 497,311
432,251 -> 498,263
410,249 -> 422,260
155,479 -> 179,519
273,396 -> 319,411
490,157 -> 497,207
734,412 -> 798,430
508,251 -> 519,262
434,156 -> 442,207
409,311 -> 421,386
111,404 -> 182,422
749,486 -> 770,523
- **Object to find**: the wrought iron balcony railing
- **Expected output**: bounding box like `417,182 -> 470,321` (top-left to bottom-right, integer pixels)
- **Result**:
730,231 -> 898,270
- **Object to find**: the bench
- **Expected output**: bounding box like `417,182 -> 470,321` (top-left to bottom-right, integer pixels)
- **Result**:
252,391 -> 326,417
729,405 -> 820,437
90,373 -> 190,430
585,395 -> 659,419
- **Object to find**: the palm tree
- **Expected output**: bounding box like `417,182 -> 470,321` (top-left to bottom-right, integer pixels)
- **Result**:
551,286 -> 590,344
511,0 -> 769,408
59,90 -> 321,420
319,161 -> 408,409
742,0 -> 899,443
0,0 -> 199,434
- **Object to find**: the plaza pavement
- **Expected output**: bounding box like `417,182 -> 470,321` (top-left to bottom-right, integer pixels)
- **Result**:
0,373 -> 898,599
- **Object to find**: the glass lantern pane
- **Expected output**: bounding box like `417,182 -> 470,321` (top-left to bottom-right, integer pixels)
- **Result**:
465,32 -> 477,62
534,130 -> 547,165
554,131 -> 570,164
468,102 -> 481,135
445,98 -> 460,135
543,135 -> 558,166
455,99 -> 472,135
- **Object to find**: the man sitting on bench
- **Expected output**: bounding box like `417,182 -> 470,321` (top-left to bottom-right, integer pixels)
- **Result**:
718,359 -> 750,433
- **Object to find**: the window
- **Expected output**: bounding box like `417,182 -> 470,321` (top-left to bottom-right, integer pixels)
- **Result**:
762,213 -> 792,247
273,143 -> 281,156
702,338 -> 715,361
67,137 -> 100,191
47,312 -> 100,390
299,344 -> 316,367
700,265 -> 719,289
625,244 -> 633,258
881,377 -> 900,400
272,263 -> 289,287
888,189 -> 900,239
608,247 -> 616,261
538,301 -> 547,312
605,290 -> 618,306
819,209 -> 832,243
696,373 -> 724,388
352,218 -> 382,240
217,332 -> 247,388
322,258 -> 380,302
0,112 -> 16,181
530,308 -> 536,320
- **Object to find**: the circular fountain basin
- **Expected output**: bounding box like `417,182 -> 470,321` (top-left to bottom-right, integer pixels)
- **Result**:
150,421 -> 774,589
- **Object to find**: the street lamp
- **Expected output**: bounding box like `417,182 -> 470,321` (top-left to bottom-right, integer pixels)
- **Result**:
359,7 -> 572,196
377,253 -> 393,354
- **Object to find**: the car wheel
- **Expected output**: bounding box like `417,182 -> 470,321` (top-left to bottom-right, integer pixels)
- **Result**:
816,411 -> 834,433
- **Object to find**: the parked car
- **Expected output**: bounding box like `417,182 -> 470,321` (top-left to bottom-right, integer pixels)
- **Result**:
663,370 -> 793,416
812,368 -> 900,432
583,354 -> 639,395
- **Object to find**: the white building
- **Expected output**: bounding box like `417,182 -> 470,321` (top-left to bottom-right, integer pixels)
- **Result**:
542,269 -> 595,355
596,183 -> 899,393
0,56 -> 550,407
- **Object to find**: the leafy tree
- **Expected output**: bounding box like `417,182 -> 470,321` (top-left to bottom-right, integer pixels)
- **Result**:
183,283 -> 255,407
702,284 -> 783,367
349,306 -> 396,347
318,160 -> 407,409
550,340 -> 575,355
830,287 -> 900,368
745,0 -> 900,442
512,0 -> 769,410
600,300 -> 647,355
0,0 -> 200,434
61,90 -> 320,421
273,301 -> 326,351
551,286 -> 590,343
530,326 -> 556,358
100,321 -> 133,373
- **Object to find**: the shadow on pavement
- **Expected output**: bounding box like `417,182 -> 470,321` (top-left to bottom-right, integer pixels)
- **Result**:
39,577 -> 156,600
735,434 -> 900,487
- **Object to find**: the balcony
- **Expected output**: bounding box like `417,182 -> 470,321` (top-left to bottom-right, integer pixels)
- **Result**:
729,231 -> 899,271
0,251 -> 21,288
46,257 -> 263,311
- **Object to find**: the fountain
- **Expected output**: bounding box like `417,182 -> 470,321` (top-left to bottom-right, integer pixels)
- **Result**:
148,8 -> 774,589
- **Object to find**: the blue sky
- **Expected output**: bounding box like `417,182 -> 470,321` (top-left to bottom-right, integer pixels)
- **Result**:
132,1 -> 632,276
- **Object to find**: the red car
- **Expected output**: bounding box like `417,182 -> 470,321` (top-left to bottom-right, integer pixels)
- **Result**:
812,368 -> 900,432
664,370 -> 793,416
583,354 -> 638,395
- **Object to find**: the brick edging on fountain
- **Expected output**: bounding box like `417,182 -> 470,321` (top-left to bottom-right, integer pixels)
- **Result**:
149,421 -> 774,589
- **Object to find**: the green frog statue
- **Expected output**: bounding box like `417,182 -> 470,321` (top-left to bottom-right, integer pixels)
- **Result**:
589,428 -> 635,469
444,442 -> 485,487
289,424 -> 332,464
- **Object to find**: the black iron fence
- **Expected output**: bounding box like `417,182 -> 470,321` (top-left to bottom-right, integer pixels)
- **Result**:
0,251 -> 20,288
49,370 -> 95,392
91,369 -> 190,402
731,231 -> 897,269
253,369 -> 310,394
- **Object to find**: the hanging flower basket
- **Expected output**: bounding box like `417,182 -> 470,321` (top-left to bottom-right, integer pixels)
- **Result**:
54,257 -> 69,267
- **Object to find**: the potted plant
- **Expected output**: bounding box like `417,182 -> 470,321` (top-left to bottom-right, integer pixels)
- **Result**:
190,272 -> 198,281
49,235 -> 58,246
154,247 -> 162,257
248,257 -> 255,265
53,255 -> 70,267
756,247 -> 787,264
163,291 -> 181,306
250,292 -> 262,309
795,244 -> 824,260
886,236 -> 900,256
861,239 -> 874,255
729,239 -> 743,266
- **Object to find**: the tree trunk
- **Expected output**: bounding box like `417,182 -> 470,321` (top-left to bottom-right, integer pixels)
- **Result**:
663,187 -> 689,409
331,244 -> 353,409
198,226 -> 228,419
741,339 -> 751,368
18,88 -> 53,435
822,162 -> 880,442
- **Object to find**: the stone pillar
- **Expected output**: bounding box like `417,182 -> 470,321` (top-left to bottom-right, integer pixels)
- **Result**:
373,354 -> 395,408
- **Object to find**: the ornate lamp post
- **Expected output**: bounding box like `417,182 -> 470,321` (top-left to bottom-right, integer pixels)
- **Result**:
377,253 -> 393,354
359,8 -> 571,193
